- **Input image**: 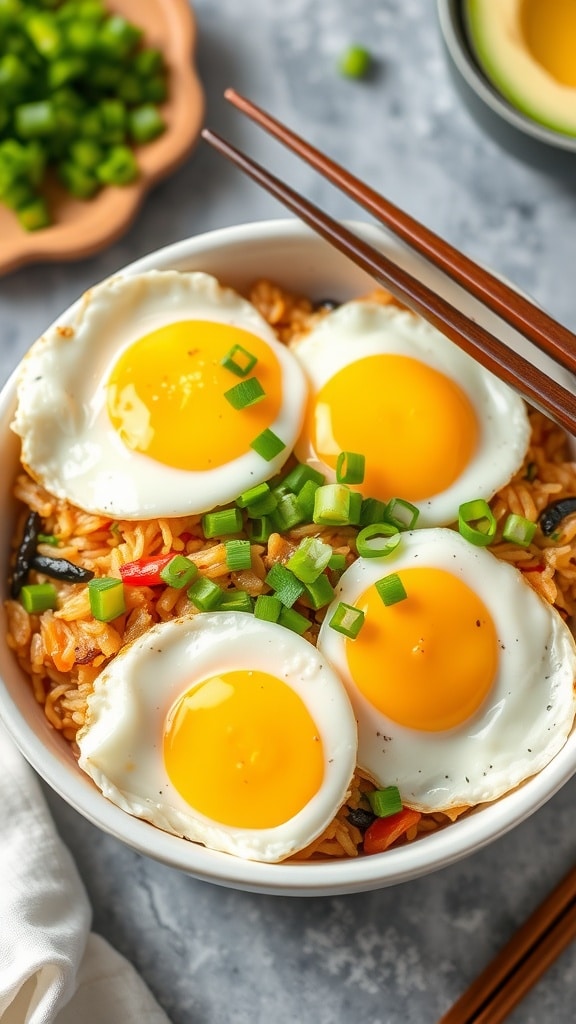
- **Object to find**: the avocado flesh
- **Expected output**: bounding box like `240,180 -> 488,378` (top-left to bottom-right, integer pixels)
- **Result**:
464,0 -> 576,137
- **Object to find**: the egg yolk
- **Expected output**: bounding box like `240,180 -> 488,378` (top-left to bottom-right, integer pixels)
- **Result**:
107,321 -> 283,471
304,355 -> 478,502
346,567 -> 498,731
163,669 -> 325,829
521,0 -> 576,87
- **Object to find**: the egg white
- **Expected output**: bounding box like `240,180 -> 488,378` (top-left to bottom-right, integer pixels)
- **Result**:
292,301 -> 531,527
77,611 -> 358,863
317,528 -> 576,813
11,271 -> 308,519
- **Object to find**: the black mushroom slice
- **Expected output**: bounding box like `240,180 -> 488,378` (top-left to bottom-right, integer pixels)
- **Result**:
538,497 -> 576,537
346,807 -> 376,831
11,510 -> 41,597
31,554 -> 95,584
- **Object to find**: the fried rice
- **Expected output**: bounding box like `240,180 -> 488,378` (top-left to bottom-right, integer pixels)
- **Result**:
5,279 -> 576,860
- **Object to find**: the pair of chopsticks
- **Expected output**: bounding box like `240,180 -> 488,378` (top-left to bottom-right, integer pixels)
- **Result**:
438,860 -> 576,1024
202,89 -> 576,437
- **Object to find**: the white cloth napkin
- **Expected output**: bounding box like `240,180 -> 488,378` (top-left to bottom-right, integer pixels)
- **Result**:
0,722 -> 173,1024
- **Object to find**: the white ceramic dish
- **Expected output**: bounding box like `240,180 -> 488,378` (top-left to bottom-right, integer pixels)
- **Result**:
1,218 -> 574,896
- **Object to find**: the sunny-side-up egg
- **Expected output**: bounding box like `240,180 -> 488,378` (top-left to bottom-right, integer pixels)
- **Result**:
292,300 -> 531,526
76,611 -> 358,862
317,529 -> 576,814
11,271 -> 307,519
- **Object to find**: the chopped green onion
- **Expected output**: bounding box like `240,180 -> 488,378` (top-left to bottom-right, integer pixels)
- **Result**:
225,539 -> 252,571
328,552 -> 346,571
271,482 -> 291,501
15,99 -> 57,137
282,463 -> 325,493
246,493 -> 278,517
359,497 -> 388,528
159,554 -> 198,589
329,601 -> 365,639
221,344 -> 258,378
367,786 -> 403,818
286,536 -> 333,584
224,376 -> 266,410
250,428 -> 286,461
502,513 -> 537,548
273,493 -> 306,531
375,573 -> 407,606
313,483 -> 351,525
296,478 -> 321,520
37,533 -> 59,547
385,497 -> 420,532
17,196 -> 49,230
20,582 -> 57,613
336,450 -> 365,485
88,577 -> 125,621
302,573 -> 335,610
202,507 -> 243,538
254,594 -> 282,622
246,516 -> 274,544
128,103 -> 164,142
218,590 -> 254,613
338,43 -> 372,79
348,490 -> 363,526
187,576 -> 223,611
458,499 -> 497,547
96,145 -> 138,186
265,563 -> 305,607
356,522 -> 401,559
278,605 -> 310,635
236,482 -> 271,509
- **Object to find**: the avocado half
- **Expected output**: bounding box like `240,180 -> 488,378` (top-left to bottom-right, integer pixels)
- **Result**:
464,0 -> 576,137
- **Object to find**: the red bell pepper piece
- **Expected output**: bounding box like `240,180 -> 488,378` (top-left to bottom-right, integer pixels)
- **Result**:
119,553 -> 175,586
363,808 -> 421,855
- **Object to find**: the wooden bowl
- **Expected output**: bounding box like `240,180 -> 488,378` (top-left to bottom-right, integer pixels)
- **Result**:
0,0 -> 204,275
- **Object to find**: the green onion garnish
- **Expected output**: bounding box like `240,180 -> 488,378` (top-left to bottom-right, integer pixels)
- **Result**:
458,499 -> 497,547
302,573 -> 335,610
202,507 -> 243,538
20,582 -> 58,614
359,497 -> 388,528
348,490 -> 363,526
336,450 -> 365,485
367,786 -> 403,818
296,478 -> 321,520
250,428 -> 286,461
218,590 -> 254,613
88,577 -> 126,621
278,605 -> 310,635
356,522 -> 401,559
159,554 -> 198,589
221,344 -> 258,378
328,552 -> 347,572
313,483 -> 351,525
286,537 -> 333,584
502,513 -> 537,548
225,539 -> 252,571
236,482 -> 271,509
246,516 -> 274,544
37,533 -> 59,546
273,493 -> 306,531
187,577 -> 223,611
282,463 -> 325,493
328,601 -> 365,639
224,376 -> 266,410
375,573 -> 407,606
254,594 -> 282,622
385,497 -> 420,531
246,492 -> 278,517
265,563 -> 305,607
338,43 -> 372,79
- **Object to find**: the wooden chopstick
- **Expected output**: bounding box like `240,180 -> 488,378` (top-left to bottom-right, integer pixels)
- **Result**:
224,88 -> 576,378
201,126 -> 576,436
438,862 -> 576,1024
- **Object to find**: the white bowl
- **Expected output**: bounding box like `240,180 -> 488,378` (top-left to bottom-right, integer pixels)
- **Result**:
1,218 -> 575,896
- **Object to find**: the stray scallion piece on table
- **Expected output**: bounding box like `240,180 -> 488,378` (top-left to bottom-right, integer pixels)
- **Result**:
0,0 -> 168,230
